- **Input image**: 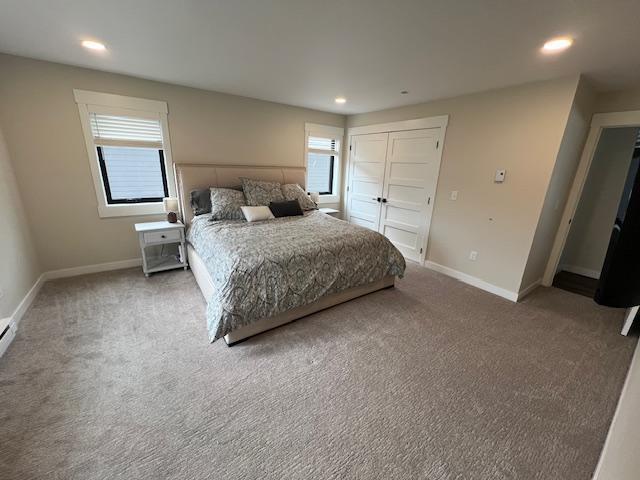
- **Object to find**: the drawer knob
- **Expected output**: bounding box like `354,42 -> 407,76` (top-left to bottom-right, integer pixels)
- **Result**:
161,234 -> 166,238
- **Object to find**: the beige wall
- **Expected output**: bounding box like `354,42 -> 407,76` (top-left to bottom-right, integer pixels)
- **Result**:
0,54 -> 344,271
0,124 -> 40,318
560,127 -> 638,276
519,77 -> 596,290
347,77 -> 581,293
3,51 -> 627,297
595,87 -> 640,113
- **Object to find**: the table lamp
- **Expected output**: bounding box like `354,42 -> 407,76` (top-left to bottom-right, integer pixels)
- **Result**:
163,197 -> 179,223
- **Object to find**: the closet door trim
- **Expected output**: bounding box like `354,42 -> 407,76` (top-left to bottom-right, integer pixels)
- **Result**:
347,115 -> 449,136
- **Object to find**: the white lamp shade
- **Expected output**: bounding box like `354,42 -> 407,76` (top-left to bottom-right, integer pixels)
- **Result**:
163,197 -> 179,213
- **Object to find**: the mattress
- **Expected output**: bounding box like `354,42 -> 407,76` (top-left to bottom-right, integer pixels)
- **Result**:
187,210 -> 406,342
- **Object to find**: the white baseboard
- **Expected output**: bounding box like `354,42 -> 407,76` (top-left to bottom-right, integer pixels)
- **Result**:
424,261 -> 519,302
517,279 -> 542,301
0,316 -> 16,358
0,273 -> 45,358
0,258 -> 142,359
11,273 -> 46,326
558,264 -> 600,280
42,258 -> 141,281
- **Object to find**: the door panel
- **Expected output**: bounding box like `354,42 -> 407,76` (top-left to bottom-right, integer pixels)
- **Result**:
388,183 -> 426,204
380,129 -> 441,262
347,133 -> 388,231
382,225 -> 419,250
384,204 -> 421,227
351,198 -> 379,218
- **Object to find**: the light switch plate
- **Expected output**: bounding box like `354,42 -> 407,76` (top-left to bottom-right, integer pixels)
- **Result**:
450,190 -> 458,200
495,169 -> 506,183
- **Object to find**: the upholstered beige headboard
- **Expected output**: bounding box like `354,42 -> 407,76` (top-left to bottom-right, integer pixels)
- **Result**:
174,163 -> 306,225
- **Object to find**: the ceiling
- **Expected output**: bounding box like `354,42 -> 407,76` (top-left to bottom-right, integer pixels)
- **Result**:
0,0 -> 639,114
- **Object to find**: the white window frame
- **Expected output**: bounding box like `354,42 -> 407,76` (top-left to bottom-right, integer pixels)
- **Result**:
74,89 -> 176,218
305,123 -> 344,204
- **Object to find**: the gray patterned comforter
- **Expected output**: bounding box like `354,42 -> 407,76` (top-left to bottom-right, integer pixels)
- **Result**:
187,211 -> 406,342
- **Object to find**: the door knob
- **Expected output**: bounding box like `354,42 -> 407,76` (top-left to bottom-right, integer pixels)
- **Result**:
382,198 -> 387,203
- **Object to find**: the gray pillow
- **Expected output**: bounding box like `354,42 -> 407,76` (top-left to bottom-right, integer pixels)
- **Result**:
190,188 -> 212,216
281,183 -> 317,210
210,188 -> 246,220
241,177 -> 285,206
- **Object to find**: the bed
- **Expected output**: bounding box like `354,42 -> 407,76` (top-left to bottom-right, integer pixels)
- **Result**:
175,164 -> 406,345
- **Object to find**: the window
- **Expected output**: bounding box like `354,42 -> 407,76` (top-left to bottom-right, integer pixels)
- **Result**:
92,114 -> 168,204
307,137 -> 336,194
75,90 -> 175,218
305,124 -> 344,203
97,146 -> 168,204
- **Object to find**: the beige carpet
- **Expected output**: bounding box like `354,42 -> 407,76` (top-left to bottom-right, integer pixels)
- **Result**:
0,264 -> 636,479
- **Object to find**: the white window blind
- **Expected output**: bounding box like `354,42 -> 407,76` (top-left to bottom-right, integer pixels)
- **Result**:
308,136 -> 336,152
99,146 -> 168,202
90,113 -> 163,148
90,112 -> 168,204
307,153 -> 333,194
307,135 -> 339,195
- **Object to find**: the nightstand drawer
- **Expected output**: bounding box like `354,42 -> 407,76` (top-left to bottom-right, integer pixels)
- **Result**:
143,230 -> 181,244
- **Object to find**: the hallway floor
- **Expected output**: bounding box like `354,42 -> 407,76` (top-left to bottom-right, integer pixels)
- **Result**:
553,270 -> 599,299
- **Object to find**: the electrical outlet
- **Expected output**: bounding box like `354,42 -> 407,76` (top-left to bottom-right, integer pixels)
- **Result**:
469,251 -> 478,261
450,190 -> 458,201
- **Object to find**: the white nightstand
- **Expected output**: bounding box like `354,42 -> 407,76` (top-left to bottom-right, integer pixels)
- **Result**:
319,207 -> 341,218
135,221 -> 188,277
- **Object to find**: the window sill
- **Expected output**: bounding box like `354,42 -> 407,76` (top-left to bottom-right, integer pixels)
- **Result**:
316,194 -> 340,205
98,203 -> 164,218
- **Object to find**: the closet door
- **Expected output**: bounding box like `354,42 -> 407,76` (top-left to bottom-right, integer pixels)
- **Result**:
346,133 -> 389,230
378,129 -> 441,262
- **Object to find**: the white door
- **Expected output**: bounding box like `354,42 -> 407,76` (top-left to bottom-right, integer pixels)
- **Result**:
378,129 -> 441,262
346,133 -> 389,230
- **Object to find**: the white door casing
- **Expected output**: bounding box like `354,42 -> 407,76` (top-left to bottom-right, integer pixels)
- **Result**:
542,110 -> 640,287
346,132 -> 389,231
379,129 -> 441,262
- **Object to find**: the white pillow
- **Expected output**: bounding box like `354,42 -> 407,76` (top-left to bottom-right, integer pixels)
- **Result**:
241,206 -> 275,222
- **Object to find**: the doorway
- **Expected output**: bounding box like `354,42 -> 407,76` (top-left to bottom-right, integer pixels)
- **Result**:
552,126 -> 640,298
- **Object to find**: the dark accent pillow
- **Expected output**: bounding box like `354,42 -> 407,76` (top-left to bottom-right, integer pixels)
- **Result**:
190,189 -> 212,216
269,200 -> 304,218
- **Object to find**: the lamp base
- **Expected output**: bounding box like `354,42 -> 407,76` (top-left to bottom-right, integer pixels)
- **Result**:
167,212 -> 177,223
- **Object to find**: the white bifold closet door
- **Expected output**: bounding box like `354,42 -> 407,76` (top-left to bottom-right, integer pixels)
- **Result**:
346,132 -> 388,231
347,128 -> 441,262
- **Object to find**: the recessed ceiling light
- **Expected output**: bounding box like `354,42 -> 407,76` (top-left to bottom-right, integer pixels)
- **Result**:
81,40 -> 106,51
542,37 -> 573,53
334,97 -> 347,104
